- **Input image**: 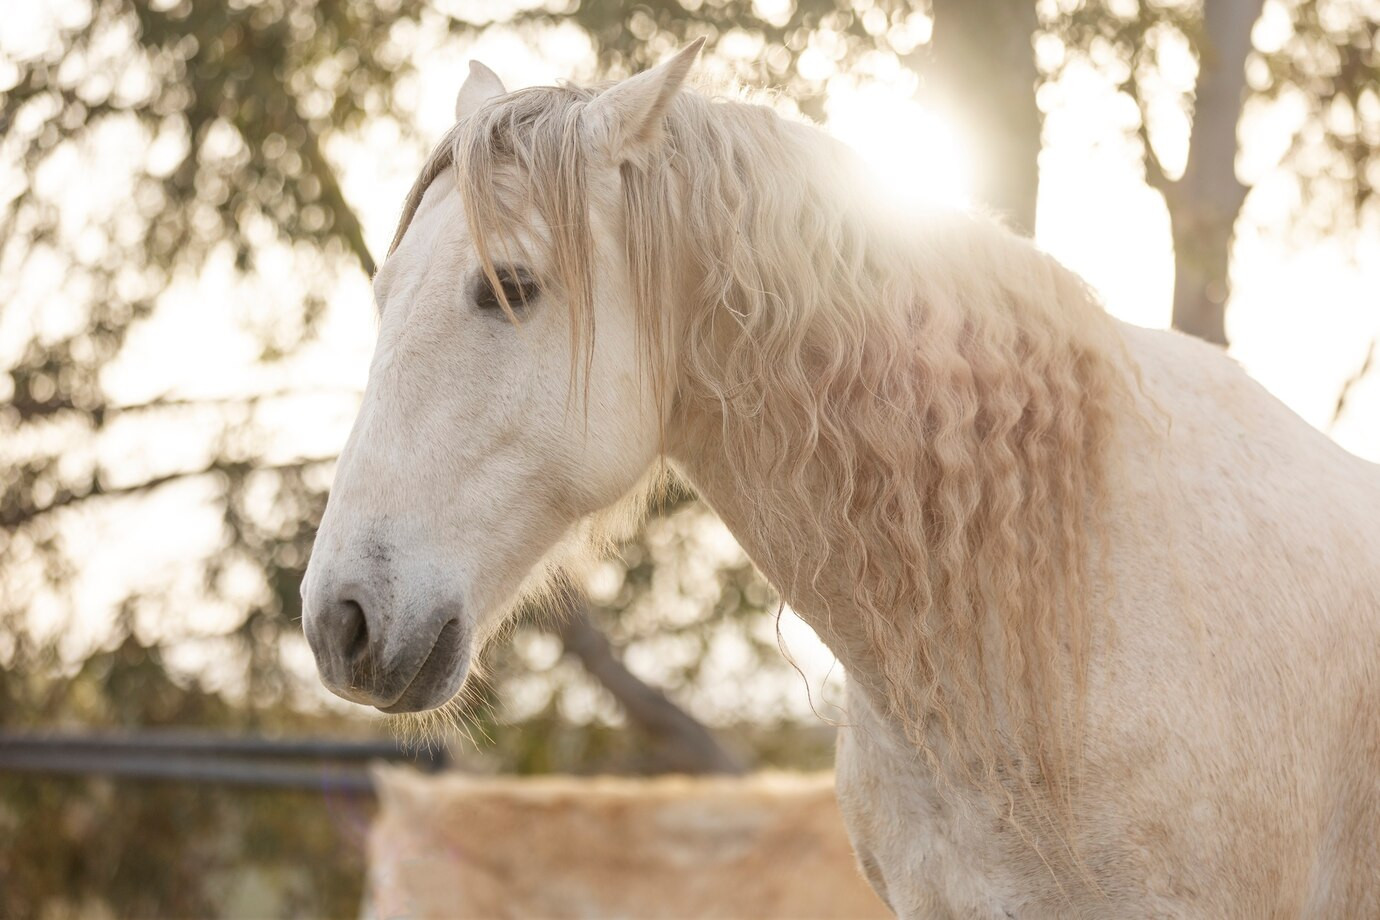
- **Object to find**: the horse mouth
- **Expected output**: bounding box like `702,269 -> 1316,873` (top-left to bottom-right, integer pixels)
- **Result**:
377,619 -> 470,714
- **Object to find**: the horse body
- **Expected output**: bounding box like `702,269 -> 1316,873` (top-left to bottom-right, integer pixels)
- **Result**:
821,326 -> 1380,917
302,45 -> 1380,915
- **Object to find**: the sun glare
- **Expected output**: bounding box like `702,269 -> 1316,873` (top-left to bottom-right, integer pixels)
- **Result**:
825,82 -> 974,209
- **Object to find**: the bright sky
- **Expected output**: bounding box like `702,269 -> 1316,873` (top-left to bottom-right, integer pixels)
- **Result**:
4,6 -> 1379,722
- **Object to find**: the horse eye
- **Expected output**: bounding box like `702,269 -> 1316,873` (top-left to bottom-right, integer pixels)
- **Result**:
474,266 -> 540,312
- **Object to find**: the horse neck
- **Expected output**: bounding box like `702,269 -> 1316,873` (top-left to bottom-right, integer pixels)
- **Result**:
665,409 -> 892,694
661,204 -> 1134,717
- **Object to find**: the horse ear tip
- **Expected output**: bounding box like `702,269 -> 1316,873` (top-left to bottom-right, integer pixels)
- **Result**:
468,60 -> 506,86
659,38 -> 704,83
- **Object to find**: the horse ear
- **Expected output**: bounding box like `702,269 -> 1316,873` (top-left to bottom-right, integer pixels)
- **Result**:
456,61 -> 506,122
585,39 -> 704,163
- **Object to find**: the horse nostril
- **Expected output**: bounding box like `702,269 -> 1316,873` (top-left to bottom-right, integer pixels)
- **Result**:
341,599 -> 370,665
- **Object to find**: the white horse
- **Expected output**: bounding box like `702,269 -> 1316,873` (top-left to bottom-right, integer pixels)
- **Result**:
303,43 -> 1380,917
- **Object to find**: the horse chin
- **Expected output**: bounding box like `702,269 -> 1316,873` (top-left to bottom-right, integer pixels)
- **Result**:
375,621 -> 473,714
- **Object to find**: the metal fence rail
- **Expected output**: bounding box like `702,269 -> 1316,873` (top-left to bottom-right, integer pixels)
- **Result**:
0,729 -> 447,793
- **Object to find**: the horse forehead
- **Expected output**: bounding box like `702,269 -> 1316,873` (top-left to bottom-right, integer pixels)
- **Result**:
375,182 -> 465,304
376,167 -> 560,314
410,180 -> 470,255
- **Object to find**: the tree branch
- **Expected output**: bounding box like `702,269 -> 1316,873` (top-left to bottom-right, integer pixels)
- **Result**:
11,386 -> 360,425
2,456 -> 335,531
298,124 -> 376,277
1137,116 -> 1174,198
104,387 -> 359,416
552,600 -> 745,775
1333,338 -> 1376,427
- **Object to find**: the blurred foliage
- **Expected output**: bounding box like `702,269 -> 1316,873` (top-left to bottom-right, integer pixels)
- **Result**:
2,4 -> 465,916
0,632 -> 372,919
1256,0 -> 1380,233
517,0 -> 926,119
0,775 -> 370,920
0,0 -> 426,722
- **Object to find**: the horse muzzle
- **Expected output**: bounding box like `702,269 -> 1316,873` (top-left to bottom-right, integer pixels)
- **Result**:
302,575 -> 471,713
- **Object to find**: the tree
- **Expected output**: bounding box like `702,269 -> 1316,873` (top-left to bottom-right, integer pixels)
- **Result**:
1059,0 -> 1380,346
1158,0 -> 1268,344
1,0 -> 419,716
928,0 -> 1043,231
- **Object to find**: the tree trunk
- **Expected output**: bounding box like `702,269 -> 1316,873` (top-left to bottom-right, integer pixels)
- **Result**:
927,0 -> 1042,234
1167,0 -> 1265,346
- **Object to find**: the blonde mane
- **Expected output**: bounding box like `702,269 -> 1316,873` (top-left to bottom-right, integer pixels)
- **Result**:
398,81 -> 1136,838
